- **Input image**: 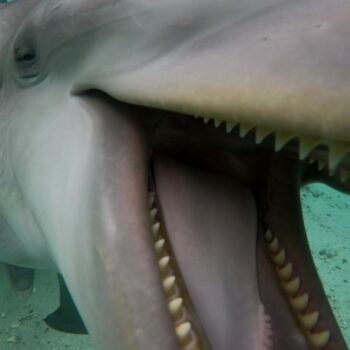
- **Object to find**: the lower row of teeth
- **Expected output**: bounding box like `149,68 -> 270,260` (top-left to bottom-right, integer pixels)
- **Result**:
264,230 -> 330,349
148,192 -> 201,350
148,191 -> 331,350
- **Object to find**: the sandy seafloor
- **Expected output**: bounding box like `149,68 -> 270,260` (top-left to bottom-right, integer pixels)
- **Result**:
0,183 -> 349,349
301,184 -> 350,346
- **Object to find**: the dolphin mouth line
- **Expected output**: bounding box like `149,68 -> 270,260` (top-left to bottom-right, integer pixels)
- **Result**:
128,105 -> 350,350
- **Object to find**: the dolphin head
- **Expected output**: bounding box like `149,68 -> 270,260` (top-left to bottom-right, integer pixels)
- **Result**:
0,0 -> 349,349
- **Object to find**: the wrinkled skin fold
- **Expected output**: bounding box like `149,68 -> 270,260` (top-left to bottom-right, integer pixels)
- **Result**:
0,0 -> 349,349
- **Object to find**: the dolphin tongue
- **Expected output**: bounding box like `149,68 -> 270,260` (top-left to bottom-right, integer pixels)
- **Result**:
153,155 -> 268,350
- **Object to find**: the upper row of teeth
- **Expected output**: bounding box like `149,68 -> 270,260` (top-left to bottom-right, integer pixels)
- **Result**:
149,192 -> 201,350
194,116 -> 350,181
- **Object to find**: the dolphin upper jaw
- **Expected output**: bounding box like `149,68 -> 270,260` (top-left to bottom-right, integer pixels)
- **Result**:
75,0 -> 350,145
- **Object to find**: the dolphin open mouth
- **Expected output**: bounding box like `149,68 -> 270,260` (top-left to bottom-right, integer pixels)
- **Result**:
83,91 -> 348,350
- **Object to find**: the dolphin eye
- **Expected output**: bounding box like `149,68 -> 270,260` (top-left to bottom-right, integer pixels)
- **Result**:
13,42 -> 41,84
14,45 -> 37,69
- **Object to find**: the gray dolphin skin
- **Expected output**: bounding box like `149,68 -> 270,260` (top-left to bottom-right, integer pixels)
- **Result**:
0,0 -> 349,349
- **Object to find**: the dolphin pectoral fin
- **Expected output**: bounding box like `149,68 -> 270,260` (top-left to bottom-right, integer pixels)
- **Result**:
44,274 -> 87,335
6,264 -> 34,292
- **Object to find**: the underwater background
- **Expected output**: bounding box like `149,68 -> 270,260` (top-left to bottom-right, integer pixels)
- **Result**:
0,183 -> 348,349
301,183 -> 350,347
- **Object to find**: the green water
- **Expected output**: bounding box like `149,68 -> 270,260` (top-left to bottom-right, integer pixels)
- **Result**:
301,183 -> 350,347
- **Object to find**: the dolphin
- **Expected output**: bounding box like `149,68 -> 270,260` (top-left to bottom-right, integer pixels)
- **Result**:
0,0 -> 349,349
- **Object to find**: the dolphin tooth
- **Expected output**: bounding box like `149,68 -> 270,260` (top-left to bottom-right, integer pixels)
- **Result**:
203,117 -> 210,123
328,168 -> 336,177
255,127 -> 272,144
158,256 -> 170,275
317,160 -> 327,171
152,222 -> 161,239
148,192 -> 155,207
214,119 -> 223,128
155,239 -> 166,256
272,249 -> 286,266
163,276 -> 176,296
148,196 -> 155,207
308,330 -> 330,349
340,168 -> 350,183
275,132 -> 295,152
239,124 -> 253,137
149,208 -> 158,221
289,293 -> 309,312
175,322 -> 192,345
264,229 -> 273,241
299,138 -> 321,160
328,142 -> 349,170
268,237 -> 279,253
225,121 -> 236,133
277,262 -> 293,281
299,311 -> 319,329
282,277 -> 300,296
308,158 -> 317,164
168,298 -> 183,320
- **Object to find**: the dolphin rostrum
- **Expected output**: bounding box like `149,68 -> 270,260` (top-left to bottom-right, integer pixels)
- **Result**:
0,0 -> 349,349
